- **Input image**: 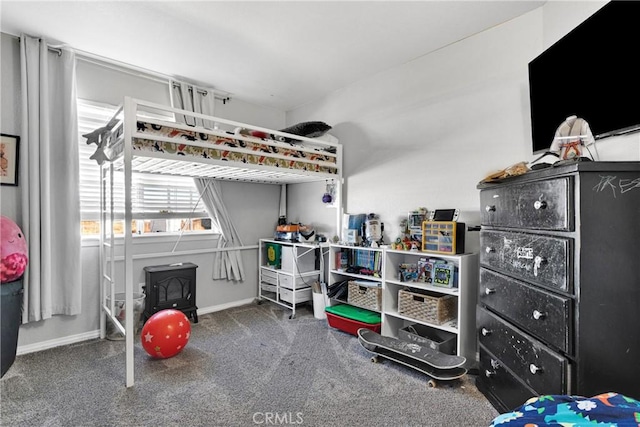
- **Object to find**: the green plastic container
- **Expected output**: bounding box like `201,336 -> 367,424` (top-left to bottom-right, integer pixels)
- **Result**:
325,304 -> 381,324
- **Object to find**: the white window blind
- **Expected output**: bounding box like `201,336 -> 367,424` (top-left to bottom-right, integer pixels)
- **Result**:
77,99 -> 210,232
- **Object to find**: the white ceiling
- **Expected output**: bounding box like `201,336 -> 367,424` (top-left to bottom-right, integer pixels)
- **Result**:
1,1 -> 544,111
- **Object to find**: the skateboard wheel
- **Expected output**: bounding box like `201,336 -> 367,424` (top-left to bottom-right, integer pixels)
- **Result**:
427,379 -> 437,388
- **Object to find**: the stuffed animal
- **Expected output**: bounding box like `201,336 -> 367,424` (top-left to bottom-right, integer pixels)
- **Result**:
1,216 -> 28,283
550,115 -> 595,160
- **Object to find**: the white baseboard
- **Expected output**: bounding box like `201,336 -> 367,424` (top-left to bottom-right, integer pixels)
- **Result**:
15,298 -> 258,356
17,330 -> 101,356
196,297 -> 257,315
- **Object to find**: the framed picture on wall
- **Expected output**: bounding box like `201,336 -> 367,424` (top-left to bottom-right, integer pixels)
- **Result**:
1,134 -> 20,186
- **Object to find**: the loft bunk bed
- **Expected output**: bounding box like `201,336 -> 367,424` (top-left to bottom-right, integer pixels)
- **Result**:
92,97 -> 343,387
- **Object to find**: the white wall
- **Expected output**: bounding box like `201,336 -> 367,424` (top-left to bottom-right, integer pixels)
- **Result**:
0,33 -> 286,351
287,1 -> 639,252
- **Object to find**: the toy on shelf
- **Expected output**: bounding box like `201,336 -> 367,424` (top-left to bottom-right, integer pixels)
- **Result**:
362,213 -> 384,247
391,208 -> 427,251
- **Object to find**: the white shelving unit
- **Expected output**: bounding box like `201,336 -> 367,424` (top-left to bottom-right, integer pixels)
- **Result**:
258,239 -> 322,319
327,244 -> 384,311
326,244 -> 478,368
383,249 -> 478,369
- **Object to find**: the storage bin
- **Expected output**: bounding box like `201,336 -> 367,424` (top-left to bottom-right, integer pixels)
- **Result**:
261,283 -> 277,294
105,292 -> 145,340
279,287 -> 312,304
347,281 -> 382,311
261,268 -> 278,285
325,312 -> 381,336
281,246 -> 317,273
398,323 -> 457,355
279,273 -> 319,290
325,304 -> 381,324
398,289 -> 457,325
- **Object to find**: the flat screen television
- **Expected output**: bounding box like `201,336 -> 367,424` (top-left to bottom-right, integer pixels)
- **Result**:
528,1 -> 640,153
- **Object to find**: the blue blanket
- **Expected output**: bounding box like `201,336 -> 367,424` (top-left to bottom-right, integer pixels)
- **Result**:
490,392 -> 640,426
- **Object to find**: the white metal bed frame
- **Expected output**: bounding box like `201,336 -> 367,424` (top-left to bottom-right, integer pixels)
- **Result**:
99,97 -> 343,387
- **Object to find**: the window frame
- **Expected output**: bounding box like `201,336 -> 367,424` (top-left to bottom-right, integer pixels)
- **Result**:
77,98 -> 217,239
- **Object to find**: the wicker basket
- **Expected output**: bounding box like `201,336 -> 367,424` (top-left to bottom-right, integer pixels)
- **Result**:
397,289 -> 456,325
347,281 -> 382,311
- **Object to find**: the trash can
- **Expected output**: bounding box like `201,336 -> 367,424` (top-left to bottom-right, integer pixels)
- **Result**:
105,292 -> 145,340
312,281 -> 326,320
1,279 -> 23,377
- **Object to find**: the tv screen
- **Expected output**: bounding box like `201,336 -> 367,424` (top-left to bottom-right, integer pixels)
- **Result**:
528,1 -> 640,153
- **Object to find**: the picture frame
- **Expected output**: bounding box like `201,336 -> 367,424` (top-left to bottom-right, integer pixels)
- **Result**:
1,134 -> 20,186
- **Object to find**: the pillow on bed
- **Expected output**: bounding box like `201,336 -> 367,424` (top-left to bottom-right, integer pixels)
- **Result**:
280,121 -> 332,138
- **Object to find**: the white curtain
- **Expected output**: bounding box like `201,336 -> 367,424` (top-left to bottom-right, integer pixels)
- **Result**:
194,179 -> 245,282
19,35 -> 82,322
170,80 -> 216,129
170,80 -> 244,282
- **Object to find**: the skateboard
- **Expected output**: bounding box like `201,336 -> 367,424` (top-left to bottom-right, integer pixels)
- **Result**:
357,328 -> 467,387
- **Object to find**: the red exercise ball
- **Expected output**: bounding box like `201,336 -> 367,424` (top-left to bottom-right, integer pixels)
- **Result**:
141,309 -> 191,359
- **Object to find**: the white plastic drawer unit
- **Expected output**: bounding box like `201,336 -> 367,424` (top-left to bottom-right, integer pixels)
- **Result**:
278,273 -> 319,290
480,177 -> 573,231
279,287 -> 312,304
261,267 -> 278,285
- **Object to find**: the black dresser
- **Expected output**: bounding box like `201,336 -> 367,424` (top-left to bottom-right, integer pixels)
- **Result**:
476,161 -> 640,412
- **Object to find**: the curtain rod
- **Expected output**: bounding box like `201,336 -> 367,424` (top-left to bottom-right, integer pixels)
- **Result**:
11,33 -> 62,56
75,52 -> 232,104
171,82 -> 231,104
8,32 -> 232,103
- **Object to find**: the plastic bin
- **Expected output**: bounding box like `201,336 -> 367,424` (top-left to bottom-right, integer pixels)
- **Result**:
1,279 -> 23,377
325,304 -> 381,336
105,292 -> 145,340
398,323 -> 457,355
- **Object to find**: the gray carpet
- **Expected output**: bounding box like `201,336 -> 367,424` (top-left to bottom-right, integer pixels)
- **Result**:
1,302 -> 498,426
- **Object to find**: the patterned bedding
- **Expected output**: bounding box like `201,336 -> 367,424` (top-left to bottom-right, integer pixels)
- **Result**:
490,392 -> 640,426
120,121 -> 338,175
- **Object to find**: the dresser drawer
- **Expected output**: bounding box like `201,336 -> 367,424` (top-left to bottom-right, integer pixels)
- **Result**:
480,230 -> 572,293
477,307 -> 569,394
478,345 -> 537,412
480,177 -> 572,231
479,268 -> 572,353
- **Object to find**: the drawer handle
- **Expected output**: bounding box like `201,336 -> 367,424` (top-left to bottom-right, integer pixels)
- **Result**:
534,200 -> 547,210
485,246 -> 495,254
485,205 -> 496,213
484,288 -> 496,295
532,310 -> 546,320
481,327 -> 492,336
485,369 -> 496,378
529,364 -> 543,375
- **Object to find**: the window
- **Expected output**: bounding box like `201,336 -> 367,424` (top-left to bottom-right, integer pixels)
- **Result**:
77,99 -> 213,237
